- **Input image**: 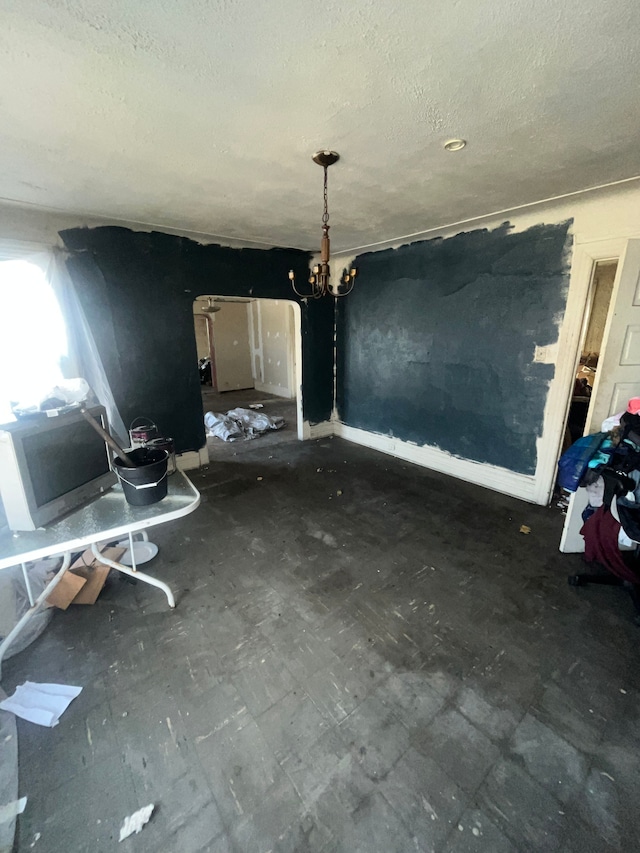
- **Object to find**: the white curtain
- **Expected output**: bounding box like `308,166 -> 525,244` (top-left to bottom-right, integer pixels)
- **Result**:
49,249 -> 127,443
0,239 -> 126,442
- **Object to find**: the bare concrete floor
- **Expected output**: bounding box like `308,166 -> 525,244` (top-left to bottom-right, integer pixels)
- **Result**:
5,437 -> 640,852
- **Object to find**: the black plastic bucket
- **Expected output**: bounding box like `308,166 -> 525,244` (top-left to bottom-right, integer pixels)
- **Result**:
113,447 -> 169,506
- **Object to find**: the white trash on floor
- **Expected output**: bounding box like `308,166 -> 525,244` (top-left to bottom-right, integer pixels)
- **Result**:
119,804 -> 154,841
205,408 -> 285,442
0,683 -> 82,727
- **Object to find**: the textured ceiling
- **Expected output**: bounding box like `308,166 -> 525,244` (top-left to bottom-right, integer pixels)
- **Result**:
1,0 -> 639,252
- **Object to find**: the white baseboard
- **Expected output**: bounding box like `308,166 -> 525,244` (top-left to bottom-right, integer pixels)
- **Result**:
254,381 -> 294,399
333,423 -> 541,504
303,420 -> 334,440
176,445 -> 209,471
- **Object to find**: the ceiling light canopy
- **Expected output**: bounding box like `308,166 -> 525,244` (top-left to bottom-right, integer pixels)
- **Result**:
289,151 -> 356,299
443,138 -> 466,151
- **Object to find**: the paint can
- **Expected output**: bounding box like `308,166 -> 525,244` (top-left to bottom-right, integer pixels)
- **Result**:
146,436 -> 176,474
129,418 -> 158,448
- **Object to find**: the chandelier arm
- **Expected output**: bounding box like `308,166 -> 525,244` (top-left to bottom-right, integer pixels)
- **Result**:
333,279 -> 355,297
290,278 -> 313,299
290,276 -> 323,300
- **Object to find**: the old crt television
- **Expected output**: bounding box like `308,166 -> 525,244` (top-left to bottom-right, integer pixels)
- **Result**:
0,406 -> 117,531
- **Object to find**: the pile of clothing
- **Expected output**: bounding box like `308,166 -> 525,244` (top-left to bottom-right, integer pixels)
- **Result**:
559,397 -> 640,582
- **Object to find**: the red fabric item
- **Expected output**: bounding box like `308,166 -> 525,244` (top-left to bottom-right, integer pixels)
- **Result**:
580,506 -> 639,583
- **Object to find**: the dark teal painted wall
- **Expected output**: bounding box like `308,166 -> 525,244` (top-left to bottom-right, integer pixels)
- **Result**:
60,227 -> 334,453
336,221 -> 573,475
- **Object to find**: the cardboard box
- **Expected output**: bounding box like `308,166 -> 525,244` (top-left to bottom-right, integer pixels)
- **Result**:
71,563 -> 111,605
70,546 -> 126,605
46,571 -> 87,610
47,545 -> 126,608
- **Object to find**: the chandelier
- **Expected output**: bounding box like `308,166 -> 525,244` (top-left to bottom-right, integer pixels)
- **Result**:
288,150 -> 356,299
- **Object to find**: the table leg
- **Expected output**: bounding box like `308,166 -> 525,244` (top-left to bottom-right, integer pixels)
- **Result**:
90,543 -> 175,608
0,552 -> 72,677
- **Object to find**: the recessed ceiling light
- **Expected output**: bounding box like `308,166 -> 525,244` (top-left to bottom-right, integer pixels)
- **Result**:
443,138 -> 466,151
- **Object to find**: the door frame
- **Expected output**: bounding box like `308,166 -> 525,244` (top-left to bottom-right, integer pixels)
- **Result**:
536,237 -> 627,506
556,239 -> 640,552
247,298 -> 304,441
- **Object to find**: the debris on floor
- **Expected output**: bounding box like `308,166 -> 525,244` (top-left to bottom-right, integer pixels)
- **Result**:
8,438 -> 640,851
519,524 -> 531,534
0,795 -> 26,825
204,408 -> 285,442
0,689 -> 19,853
0,683 -> 82,727
119,804 -> 154,841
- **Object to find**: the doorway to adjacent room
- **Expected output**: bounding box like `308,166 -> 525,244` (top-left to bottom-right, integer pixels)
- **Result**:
192,296 -> 303,456
560,259 -> 618,453
560,239 -> 640,551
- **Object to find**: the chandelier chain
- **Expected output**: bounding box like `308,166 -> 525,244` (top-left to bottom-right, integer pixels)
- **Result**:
322,166 -> 329,226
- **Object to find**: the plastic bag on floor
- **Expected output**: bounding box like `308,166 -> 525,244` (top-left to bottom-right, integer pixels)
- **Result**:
226,408 -> 285,437
204,408 -> 286,442
204,411 -> 244,442
0,559 -> 55,660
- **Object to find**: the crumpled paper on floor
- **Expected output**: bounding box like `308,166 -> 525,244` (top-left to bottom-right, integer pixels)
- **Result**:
119,804 -> 154,841
0,682 -> 82,727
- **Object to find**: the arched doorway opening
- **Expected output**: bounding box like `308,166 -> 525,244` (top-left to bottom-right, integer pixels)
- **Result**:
192,296 -> 304,455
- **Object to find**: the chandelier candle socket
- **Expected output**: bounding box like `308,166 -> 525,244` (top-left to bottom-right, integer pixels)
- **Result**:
289,151 -> 357,299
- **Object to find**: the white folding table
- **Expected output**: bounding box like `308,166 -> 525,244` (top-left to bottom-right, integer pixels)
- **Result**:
0,471 -> 200,674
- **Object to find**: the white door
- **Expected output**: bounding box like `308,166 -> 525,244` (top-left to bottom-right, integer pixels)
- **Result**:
560,239 -> 640,552
193,314 -> 210,361
211,302 -> 254,392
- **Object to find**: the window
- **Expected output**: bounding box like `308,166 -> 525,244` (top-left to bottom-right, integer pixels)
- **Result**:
0,259 -> 68,423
